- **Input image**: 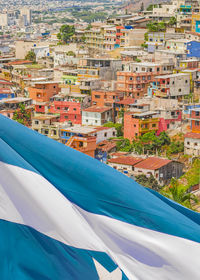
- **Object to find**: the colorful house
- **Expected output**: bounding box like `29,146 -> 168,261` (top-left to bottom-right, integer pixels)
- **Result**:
65,135 -> 97,158
49,101 -> 81,124
28,81 -> 60,102
148,73 -> 190,99
82,107 -> 113,126
91,90 -> 122,107
124,111 -> 159,141
117,71 -> 155,99
190,108 -> 200,133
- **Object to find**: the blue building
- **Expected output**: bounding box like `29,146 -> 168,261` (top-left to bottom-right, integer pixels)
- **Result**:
187,41 -> 200,58
0,91 -> 15,100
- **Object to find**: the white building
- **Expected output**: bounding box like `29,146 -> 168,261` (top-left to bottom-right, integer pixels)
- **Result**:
107,157 -> 143,175
184,132 -> 200,156
32,46 -> 50,61
82,107 -> 113,126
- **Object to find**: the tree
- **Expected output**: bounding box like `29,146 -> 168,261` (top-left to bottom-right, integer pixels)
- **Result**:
168,17 -> 177,27
66,51 -> 76,57
103,122 -> 123,137
135,174 -> 161,191
57,25 -> 75,43
140,2 -> 144,12
147,21 -> 166,32
25,50 -> 36,62
81,35 -> 86,43
144,32 -> 148,42
86,24 -> 92,30
13,103 -> 31,126
161,178 -> 198,209
146,4 -> 154,11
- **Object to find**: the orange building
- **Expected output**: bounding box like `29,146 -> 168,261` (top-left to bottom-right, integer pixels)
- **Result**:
91,90 -> 122,107
66,136 -> 96,157
28,81 -> 60,102
124,111 -> 159,141
117,72 -> 154,99
190,108 -> 200,133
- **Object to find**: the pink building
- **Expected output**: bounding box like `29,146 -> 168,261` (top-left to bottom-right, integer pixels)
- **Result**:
49,101 -> 81,124
157,109 -> 182,135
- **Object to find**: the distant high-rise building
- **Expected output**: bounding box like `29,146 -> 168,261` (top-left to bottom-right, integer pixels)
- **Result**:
0,13 -> 9,28
20,8 -> 32,26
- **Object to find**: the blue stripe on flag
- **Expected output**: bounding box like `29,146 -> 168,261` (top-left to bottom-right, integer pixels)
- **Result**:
0,219 -> 122,280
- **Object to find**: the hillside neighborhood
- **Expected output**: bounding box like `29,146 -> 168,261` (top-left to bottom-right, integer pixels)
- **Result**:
0,0 -> 200,210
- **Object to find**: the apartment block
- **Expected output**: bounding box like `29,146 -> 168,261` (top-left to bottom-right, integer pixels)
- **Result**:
148,73 -> 190,99
124,111 -> 159,141
29,81 -> 60,102
82,107 -> 113,126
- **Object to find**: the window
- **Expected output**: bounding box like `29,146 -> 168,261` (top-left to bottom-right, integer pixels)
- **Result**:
52,130 -> 57,135
73,108 -> 77,111
187,141 -> 190,145
195,121 -> 199,126
95,120 -> 97,123
136,76 -> 140,81
179,88 -> 181,92
53,86 -> 56,89
35,120 -> 39,124
185,80 -> 188,84
74,115 -> 77,119
172,81 -> 175,85
39,105 -> 42,109
37,93 -> 41,98
157,68 -> 160,72
65,107 -> 69,111
57,107 -> 60,110
148,76 -> 151,80
113,131 -> 116,136
142,76 -> 146,80
86,119 -> 88,122
194,143 -> 198,146
195,111 -> 200,116
44,130 -> 48,134
95,95 -> 101,99
129,77 -> 133,81
65,116 -> 68,119
104,133 -> 107,137
152,124 -> 156,127
134,124 -> 136,127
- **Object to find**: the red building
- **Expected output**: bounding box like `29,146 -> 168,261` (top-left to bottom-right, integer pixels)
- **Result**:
49,101 -> 81,124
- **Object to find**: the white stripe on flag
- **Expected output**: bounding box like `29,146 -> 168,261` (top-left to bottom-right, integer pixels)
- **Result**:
0,161 -> 200,280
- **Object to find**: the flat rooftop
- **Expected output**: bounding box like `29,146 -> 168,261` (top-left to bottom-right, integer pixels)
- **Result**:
60,125 -> 97,134
155,73 -> 189,79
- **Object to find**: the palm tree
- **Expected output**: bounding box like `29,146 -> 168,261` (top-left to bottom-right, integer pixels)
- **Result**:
161,178 -> 198,209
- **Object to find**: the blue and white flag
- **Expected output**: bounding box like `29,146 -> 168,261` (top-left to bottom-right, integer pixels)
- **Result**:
0,114 -> 200,280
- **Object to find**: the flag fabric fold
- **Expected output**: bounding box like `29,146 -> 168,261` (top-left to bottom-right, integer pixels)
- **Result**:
0,114 -> 200,280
